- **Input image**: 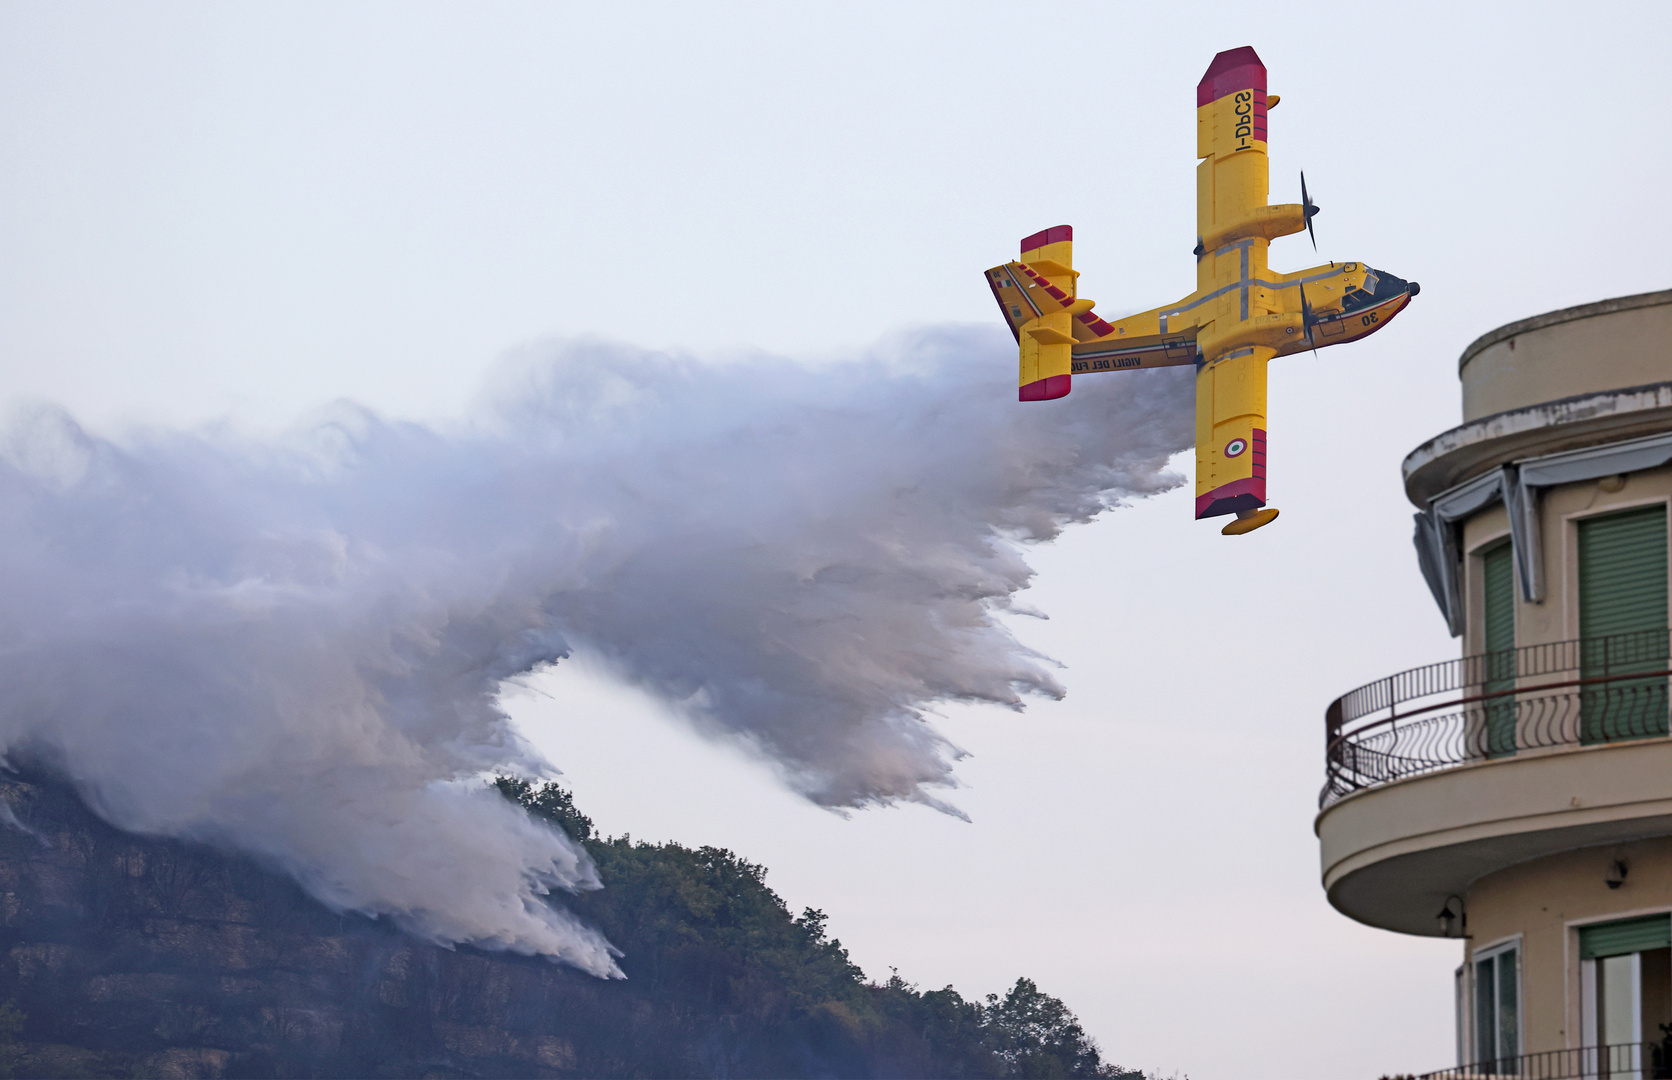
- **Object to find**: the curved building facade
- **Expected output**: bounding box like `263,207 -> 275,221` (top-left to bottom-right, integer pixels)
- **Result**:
1315,290 -> 1672,1077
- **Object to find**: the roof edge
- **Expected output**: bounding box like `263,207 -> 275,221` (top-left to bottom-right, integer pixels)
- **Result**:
1401,380 -> 1672,506
1458,288 -> 1672,375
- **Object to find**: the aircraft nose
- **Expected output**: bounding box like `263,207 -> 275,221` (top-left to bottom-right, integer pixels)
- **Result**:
1409,282 -> 1421,297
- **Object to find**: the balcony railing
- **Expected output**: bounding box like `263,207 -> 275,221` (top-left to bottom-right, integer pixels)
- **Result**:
1417,1040 -> 1672,1079
1322,629 -> 1672,808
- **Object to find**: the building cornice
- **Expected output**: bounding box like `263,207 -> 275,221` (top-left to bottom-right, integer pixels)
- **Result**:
1458,288 -> 1672,375
1402,381 -> 1672,507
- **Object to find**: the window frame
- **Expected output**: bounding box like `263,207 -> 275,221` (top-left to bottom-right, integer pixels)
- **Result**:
1457,963 -> 1469,1068
1567,907 -> 1672,1060
1473,935 -> 1524,1067
1466,523 -> 1514,659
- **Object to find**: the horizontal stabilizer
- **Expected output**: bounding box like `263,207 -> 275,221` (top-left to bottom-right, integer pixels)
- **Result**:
1014,226 -> 1076,401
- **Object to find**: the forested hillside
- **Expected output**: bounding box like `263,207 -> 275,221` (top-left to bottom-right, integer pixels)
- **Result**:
495,778 -> 1140,1079
0,770 -> 1142,1078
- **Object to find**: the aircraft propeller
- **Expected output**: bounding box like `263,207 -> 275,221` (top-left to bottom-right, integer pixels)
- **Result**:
1300,171 -> 1320,250
1299,283 -> 1319,358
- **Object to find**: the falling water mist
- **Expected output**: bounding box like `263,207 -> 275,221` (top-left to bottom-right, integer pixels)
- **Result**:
0,324 -> 1193,975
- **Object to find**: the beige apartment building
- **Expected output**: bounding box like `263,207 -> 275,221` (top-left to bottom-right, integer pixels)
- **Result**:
1316,289 -> 1672,1078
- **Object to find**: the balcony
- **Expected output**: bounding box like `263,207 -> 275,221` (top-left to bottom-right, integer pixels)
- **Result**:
1324,629 -> 1672,808
1418,1040 -> 1672,1079
1315,630 -> 1672,937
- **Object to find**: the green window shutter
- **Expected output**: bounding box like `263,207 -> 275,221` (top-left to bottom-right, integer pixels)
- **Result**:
1483,544 -> 1516,657
1579,506 -> 1668,642
1580,914 -> 1672,960
1578,506 -> 1669,743
1482,543 -> 1517,757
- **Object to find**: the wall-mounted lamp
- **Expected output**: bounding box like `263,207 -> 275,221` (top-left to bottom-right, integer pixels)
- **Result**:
1437,896 -> 1464,938
1607,860 -> 1629,890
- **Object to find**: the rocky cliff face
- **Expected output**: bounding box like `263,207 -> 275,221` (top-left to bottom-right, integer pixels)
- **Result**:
0,773 -> 626,1079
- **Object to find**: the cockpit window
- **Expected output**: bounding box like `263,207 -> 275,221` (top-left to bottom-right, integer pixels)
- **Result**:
1342,265 -> 1410,313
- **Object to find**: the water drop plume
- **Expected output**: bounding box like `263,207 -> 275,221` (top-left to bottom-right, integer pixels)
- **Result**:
0,324 -> 1192,969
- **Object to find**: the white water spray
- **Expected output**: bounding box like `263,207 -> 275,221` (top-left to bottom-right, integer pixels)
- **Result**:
0,325 -> 1192,971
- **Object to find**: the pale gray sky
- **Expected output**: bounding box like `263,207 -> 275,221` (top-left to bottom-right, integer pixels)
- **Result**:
2,3 -> 1668,1076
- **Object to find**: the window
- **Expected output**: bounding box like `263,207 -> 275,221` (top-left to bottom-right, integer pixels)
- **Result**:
1482,542 -> 1516,757
1580,915 -> 1672,1079
1475,941 -> 1520,1072
1578,506 -> 1669,743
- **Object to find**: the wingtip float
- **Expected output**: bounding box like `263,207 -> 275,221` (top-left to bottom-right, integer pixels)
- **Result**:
985,46 -> 1419,536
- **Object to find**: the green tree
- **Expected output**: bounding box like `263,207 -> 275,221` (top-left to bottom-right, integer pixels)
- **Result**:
983,977 -> 1128,1079
494,777 -> 1137,1078
493,775 -> 594,841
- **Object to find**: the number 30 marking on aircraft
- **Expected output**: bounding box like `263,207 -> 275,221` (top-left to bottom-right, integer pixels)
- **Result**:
1361,313 -> 1379,326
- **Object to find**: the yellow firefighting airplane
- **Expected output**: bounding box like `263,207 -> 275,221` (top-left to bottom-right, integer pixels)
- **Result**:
985,46 -> 1418,535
